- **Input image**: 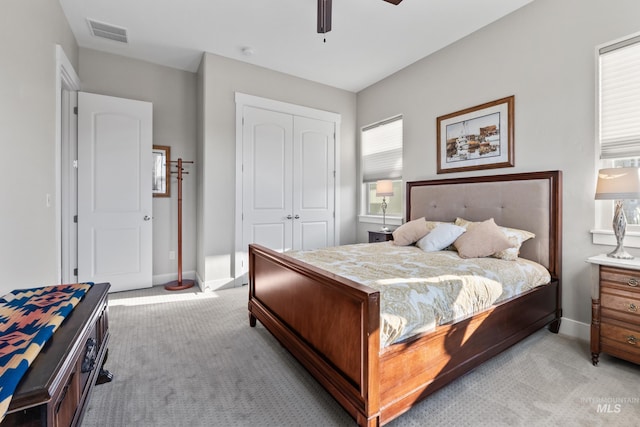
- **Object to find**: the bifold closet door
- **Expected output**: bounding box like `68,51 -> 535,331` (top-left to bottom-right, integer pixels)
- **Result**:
292,116 -> 335,250
242,106 -> 294,252
241,106 -> 335,253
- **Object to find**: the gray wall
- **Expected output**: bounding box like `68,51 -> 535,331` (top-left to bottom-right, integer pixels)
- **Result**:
356,0 -> 640,334
79,48 -> 198,284
197,53 -> 357,289
0,1 -> 78,294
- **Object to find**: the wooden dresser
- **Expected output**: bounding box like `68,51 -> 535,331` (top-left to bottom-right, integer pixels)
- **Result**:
3,282 -> 112,427
588,256 -> 640,366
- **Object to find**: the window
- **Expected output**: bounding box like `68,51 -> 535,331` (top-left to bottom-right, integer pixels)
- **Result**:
598,35 -> 640,228
361,116 -> 403,217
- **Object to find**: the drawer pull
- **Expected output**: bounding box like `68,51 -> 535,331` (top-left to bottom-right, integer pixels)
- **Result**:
629,303 -> 638,312
82,338 -> 97,373
627,335 -> 638,345
628,278 -> 639,287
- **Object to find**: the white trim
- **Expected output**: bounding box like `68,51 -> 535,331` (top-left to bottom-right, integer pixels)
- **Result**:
357,215 -> 403,227
235,93 -> 341,123
558,318 -> 589,342
55,45 -> 80,283
590,229 -> 640,249
234,92 -> 342,281
234,97 -> 244,286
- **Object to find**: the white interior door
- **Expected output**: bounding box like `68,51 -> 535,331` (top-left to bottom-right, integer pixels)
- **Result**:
241,106 -> 335,253
293,116 -> 335,250
77,92 -> 153,292
242,106 -> 293,252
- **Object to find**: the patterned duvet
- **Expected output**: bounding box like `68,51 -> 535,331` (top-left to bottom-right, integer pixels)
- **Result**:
286,242 -> 551,347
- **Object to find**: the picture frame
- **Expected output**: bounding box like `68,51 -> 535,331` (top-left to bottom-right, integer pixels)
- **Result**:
436,95 -> 514,174
152,145 -> 170,197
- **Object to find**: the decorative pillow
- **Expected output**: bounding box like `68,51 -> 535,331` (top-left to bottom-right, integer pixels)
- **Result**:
392,217 -> 428,246
425,220 -> 446,233
455,217 -> 535,261
416,223 -> 466,252
453,218 -> 514,259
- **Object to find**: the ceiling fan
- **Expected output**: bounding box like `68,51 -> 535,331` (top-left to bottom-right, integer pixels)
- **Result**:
317,0 -> 403,34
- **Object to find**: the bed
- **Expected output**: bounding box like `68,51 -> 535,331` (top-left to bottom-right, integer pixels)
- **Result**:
248,170 -> 562,426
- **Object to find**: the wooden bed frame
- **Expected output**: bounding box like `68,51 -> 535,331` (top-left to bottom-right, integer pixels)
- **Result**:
248,171 -> 562,426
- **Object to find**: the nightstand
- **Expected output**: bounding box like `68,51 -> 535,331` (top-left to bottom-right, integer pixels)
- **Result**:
587,254 -> 640,366
368,230 -> 394,243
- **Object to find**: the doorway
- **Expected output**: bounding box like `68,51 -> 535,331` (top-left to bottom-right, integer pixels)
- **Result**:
234,93 -> 341,282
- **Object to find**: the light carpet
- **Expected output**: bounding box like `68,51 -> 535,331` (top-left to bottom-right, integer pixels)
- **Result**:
82,285 -> 640,426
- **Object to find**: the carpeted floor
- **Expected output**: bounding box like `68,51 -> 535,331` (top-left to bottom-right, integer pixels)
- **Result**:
82,285 -> 640,427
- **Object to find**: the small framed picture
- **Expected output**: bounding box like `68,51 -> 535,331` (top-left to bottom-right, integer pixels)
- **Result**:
436,96 -> 514,174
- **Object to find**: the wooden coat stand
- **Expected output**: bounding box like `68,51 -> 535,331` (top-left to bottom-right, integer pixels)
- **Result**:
164,158 -> 195,291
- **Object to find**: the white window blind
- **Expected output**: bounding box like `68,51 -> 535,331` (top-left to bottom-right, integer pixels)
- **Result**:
600,36 -> 640,159
362,116 -> 403,183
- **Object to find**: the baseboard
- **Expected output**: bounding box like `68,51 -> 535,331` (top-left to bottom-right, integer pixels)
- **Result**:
152,270 -> 196,286
195,274 -> 239,292
558,317 -> 590,342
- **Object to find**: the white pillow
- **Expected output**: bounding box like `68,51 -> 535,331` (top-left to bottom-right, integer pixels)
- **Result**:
416,223 -> 466,252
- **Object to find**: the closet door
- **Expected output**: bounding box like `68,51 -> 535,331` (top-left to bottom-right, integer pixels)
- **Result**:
242,106 -> 294,252
293,116 -> 335,250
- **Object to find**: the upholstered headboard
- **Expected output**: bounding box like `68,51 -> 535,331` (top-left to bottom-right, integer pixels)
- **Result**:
406,171 -> 562,279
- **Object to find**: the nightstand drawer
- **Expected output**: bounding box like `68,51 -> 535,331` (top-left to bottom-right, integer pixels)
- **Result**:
601,323 -> 640,363
600,265 -> 640,289
601,292 -> 640,324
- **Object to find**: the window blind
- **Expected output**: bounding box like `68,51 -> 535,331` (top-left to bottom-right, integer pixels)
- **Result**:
600,37 -> 640,159
361,116 -> 403,182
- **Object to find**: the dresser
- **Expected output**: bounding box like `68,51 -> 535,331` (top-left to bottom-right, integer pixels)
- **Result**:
3,282 -> 112,427
587,255 -> 640,366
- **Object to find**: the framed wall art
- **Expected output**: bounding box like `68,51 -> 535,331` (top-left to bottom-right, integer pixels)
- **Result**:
436,95 -> 514,174
152,145 -> 170,197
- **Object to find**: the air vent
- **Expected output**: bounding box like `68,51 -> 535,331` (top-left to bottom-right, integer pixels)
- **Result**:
87,19 -> 128,43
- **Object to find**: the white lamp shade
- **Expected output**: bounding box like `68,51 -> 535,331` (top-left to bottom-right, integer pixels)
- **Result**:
375,180 -> 394,197
595,167 -> 640,200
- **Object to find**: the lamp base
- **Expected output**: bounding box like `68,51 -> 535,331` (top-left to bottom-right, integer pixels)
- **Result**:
380,226 -> 390,232
609,200 -> 633,259
607,247 -> 634,260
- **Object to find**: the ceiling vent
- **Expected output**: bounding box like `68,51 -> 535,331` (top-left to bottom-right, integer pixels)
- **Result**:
87,19 -> 128,43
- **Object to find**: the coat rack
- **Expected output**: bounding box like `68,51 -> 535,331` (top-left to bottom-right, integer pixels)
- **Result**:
164,158 -> 195,291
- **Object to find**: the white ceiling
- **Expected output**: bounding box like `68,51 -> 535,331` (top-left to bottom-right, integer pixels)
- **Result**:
59,0 -> 533,92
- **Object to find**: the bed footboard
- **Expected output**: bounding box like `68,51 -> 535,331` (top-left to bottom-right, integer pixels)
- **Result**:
248,244 -> 381,426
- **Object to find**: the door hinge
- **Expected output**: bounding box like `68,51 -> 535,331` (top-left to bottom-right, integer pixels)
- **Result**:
73,160 -> 78,169
73,106 -> 78,115
73,268 -> 78,276
73,215 -> 78,223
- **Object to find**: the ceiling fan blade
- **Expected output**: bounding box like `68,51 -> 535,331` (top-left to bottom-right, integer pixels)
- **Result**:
383,0 -> 403,4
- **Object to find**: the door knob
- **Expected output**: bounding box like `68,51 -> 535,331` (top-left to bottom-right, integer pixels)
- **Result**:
144,215 -> 152,221
294,215 -> 300,219
286,215 -> 293,219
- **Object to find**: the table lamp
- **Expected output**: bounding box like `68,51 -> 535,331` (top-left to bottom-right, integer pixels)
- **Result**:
595,167 -> 640,259
376,180 -> 394,232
